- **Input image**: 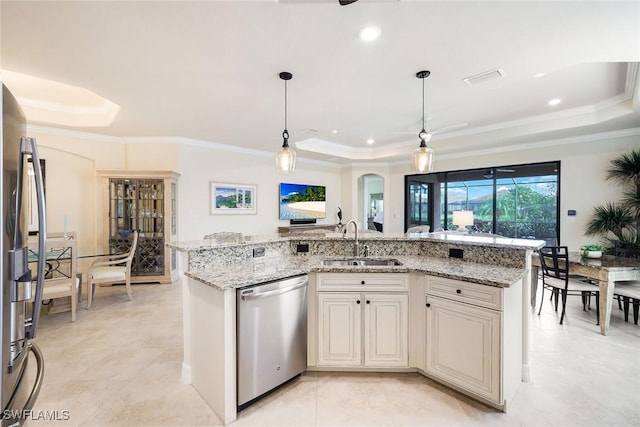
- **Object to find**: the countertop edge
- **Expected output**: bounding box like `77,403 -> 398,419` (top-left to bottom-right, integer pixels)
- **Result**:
184,256 -> 526,291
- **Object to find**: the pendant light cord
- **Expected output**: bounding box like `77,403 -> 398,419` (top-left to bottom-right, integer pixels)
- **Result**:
421,76 -> 425,132
281,74 -> 290,146
284,79 -> 288,131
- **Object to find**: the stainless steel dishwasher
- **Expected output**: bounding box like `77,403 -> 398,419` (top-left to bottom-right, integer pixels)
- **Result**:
236,274 -> 308,409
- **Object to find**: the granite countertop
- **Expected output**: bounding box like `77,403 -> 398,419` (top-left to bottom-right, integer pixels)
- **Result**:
185,255 -> 527,290
170,232 -> 545,252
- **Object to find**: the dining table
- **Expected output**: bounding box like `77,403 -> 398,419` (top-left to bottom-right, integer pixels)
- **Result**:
28,235 -> 112,304
530,252 -> 640,335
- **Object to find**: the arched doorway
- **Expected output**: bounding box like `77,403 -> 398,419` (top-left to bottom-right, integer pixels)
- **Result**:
358,174 -> 384,232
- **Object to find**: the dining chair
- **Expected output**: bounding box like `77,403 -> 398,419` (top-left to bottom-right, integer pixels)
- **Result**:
613,241 -> 640,324
38,235 -> 80,322
537,246 -> 600,325
86,230 -> 139,309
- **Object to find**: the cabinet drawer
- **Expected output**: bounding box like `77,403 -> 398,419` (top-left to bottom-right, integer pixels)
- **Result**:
317,273 -> 409,292
426,276 -> 502,311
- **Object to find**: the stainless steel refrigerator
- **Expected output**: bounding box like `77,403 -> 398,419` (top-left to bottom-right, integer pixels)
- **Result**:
1,83 -> 46,425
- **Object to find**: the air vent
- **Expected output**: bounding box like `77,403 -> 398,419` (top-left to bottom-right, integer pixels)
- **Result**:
463,68 -> 505,87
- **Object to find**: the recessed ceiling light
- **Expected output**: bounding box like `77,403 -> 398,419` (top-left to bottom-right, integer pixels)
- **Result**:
548,98 -> 561,106
332,129 -> 338,134
359,26 -> 381,42
533,72 -> 546,78
366,138 -> 375,145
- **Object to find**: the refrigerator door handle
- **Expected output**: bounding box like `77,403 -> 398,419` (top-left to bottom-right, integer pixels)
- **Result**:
21,137 -> 47,340
4,342 -> 45,423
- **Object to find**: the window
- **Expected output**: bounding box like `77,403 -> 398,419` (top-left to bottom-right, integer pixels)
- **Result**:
405,162 -> 560,244
407,180 -> 432,226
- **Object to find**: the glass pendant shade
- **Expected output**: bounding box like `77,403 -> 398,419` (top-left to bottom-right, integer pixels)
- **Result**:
275,143 -> 296,174
411,143 -> 434,173
411,70 -> 435,173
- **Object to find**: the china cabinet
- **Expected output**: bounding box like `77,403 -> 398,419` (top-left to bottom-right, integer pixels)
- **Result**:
99,171 -> 180,284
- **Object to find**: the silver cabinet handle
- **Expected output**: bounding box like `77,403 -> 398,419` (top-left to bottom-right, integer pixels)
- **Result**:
240,279 -> 307,301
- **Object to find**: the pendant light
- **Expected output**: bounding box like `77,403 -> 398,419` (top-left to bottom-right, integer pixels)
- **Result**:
411,70 -> 435,173
275,71 -> 296,174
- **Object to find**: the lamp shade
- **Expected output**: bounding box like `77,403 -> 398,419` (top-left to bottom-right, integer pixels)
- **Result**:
411,145 -> 434,173
275,145 -> 296,174
452,210 -> 473,231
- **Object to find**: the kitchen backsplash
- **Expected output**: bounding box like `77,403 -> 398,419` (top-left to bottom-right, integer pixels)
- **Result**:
181,233 -> 534,271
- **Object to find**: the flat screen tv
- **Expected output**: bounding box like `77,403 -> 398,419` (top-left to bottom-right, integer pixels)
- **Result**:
279,183 -> 326,220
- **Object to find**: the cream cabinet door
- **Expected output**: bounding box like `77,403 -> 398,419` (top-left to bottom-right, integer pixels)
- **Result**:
364,293 -> 409,367
317,293 -> 362,367
425,295 -> 501,403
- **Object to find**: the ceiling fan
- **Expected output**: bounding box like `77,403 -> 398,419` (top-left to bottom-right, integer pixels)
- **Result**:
392,121 -> 469,141
483,168 -> 515,179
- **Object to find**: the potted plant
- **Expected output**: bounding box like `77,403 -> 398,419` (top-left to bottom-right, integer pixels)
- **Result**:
580,244 -> 603,258
585,149 -> 640,252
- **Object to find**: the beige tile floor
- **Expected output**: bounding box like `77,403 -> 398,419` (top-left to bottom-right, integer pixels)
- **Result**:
26,279 -> 640,427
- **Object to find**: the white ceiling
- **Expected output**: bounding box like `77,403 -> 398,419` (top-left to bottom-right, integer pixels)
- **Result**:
2,1 -> 639,164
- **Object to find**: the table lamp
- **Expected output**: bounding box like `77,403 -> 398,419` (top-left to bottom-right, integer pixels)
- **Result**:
452,210 -> 473,232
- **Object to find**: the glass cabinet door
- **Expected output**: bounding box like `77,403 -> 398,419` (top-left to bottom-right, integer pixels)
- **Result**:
109,178 -> 165,276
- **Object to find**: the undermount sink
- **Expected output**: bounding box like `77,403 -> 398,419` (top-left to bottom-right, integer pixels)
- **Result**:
320,258 -> 403,267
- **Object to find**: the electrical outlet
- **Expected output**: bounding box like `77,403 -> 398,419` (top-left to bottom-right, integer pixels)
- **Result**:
449,248 -> 464,259
252,247 -> 266,257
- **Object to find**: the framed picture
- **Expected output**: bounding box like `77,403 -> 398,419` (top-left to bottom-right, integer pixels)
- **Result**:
210,182 -> 257,215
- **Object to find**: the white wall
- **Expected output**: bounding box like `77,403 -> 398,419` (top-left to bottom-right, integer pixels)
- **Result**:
174,142 -> 342,240
29,129 -> 342,247
29,127 -> 125,254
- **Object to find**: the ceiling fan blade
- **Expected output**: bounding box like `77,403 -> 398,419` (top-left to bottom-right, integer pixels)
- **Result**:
339,0 -> 358,5
484,168 -> 516,179
391,121 -> 468,136
430,122 -> 469,135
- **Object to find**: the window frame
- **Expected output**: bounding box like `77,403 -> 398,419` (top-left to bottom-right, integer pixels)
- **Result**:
404,161 -> 561,244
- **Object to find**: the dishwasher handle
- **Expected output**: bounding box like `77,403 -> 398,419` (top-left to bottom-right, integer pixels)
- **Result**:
240,279 -> 307,301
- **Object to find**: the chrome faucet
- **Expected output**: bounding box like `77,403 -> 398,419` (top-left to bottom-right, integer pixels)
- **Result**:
345,220 -> 360,257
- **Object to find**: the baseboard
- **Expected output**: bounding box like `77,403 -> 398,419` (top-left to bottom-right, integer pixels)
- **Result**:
182,361 -> 192,384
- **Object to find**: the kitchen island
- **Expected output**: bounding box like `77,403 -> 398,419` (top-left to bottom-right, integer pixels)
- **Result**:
170,232 -> 544,425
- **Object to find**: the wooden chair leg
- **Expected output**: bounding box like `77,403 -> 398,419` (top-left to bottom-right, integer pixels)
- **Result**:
86,279 -> 94,309
559,290 -> 568,325
595,292 -> 600,325
125,278 -> 133,301
581,292 -> 588,310
71,277 -> 78,322
538,286 -> 545,315
633,299 -> 639,325
623,296 -> 630,322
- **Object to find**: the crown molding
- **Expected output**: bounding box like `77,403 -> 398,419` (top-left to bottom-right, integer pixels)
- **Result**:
27,125 -> 639,170
123,136 -> 340,168
390,127 -> 640,167
26,124 -> 125,143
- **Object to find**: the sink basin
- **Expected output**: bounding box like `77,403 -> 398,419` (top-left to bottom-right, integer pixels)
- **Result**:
320,258 -> 403,267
